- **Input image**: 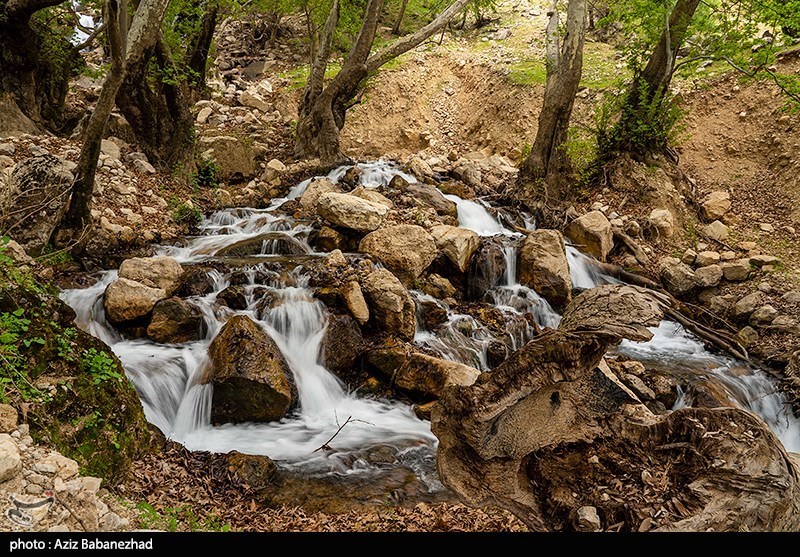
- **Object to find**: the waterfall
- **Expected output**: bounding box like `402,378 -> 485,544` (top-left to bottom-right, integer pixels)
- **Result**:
61,160 -> 800,469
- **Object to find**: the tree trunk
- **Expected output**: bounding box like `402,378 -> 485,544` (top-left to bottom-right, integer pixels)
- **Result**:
57,0 -> 126,238
613,0 -> 700,155
433,285 -> 800,532
295,0 -> 472,161
186,0 -> 219,97
116,33 -> 196,169
391,0 -> 409,34
0,0 -> 73,128
295,0 -> 382,162
517,0 -> 586,204
54,0 -> 170,242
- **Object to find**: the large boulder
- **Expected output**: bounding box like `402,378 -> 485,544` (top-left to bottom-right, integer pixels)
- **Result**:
0,96 -> 39,137
322,314 -> 364,379
317,192 -> 388,232
198,136 -> 255,182
299,178 -> 341,210
0,434 -> 21,482
659,257 -> 697,296
433,284 -> 800,532
431,225 -> 480,273
701,191 -> 731,222
202,315 -> 296,424
519,229 -> 572,310
361,269 -> 416,341
465,238 -> 507,301
119,256 -> 184,295
146,298 -> 206,343
0,155 -> 73,255
359,225 -> 438,284
104,278 -> 165,323
365,344 -> 481,400
565,211 -> 613,261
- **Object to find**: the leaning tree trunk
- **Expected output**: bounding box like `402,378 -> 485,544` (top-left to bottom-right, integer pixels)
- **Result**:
186,0 -> 219,98
55,0 -> 170,242
116,33 -> 196,169
0,0 -> 74,128
57,0 -> 126,239
294,0 -> 472,162
614,0 -> 700,154
517,0 -> 586,205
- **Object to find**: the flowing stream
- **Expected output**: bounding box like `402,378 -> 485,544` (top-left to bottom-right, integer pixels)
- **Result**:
61,161 -> 800,480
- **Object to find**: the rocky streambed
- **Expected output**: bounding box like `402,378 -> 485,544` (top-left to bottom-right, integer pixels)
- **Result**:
60,161 -> 800,529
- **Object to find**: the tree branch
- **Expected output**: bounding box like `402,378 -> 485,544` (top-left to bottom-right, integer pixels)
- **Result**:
366,0 -> 471,72
70,23 -> 106,54
5,0 -> 66,19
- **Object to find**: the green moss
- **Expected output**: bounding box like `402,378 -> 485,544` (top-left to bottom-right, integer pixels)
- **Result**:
0,240 -> 154,486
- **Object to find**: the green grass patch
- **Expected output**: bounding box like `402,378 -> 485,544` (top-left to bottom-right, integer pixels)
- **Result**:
508,58 -> 547,86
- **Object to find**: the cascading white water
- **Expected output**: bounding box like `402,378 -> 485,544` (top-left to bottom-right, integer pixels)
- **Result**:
61,160 -> 800,469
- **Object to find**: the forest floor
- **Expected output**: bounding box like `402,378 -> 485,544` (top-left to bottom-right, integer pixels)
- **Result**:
8,0 -> 800,532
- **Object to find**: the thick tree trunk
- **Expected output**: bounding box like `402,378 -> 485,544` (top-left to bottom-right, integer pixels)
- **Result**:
57,0 -> 126,237
186,0 -> 219,97
517,0 -> 586,204
0,0 -> 73,128
295,0 -> 471,161
433,285 -> 800,532
116,34 -> 195,169
295,0 -> 382,162
391,0 -> 409,34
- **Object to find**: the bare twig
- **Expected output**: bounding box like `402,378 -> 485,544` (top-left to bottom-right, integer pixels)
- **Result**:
313,414 -> 375,452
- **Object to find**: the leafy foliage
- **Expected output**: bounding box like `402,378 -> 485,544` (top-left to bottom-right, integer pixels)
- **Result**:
81,348 -> 124,385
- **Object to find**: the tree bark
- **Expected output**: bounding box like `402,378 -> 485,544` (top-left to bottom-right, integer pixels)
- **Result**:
0,0 -> 74,128
186,0 -> 219,97
295,0 -> 472,162
517,0 -> 586,204
54,0 -> 170,241
57,0 -> 126,238
116,33 -> 196,169
391,0 -> 409,34
613,0 -> 700,155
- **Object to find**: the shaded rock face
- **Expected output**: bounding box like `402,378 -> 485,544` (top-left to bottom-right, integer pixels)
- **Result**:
465,238 -> 507,302
198,135 -> 255,182
430,225 -> 480,273
322,314 -> 364,380
519,229 -> 572,310
202,315 -> 296,424
565,211 -> 613,262
1,155 -> 73,255
177,267 -> 215,297
361,269 -> 416,341
215,232 -> 308,257
432,285 -> 800,532
317,192 -> 389,232
659,257 -> 696,296
359,225 -> 438,285
146,298 -> 206,343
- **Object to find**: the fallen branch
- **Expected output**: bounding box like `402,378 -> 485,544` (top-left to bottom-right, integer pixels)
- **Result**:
613,229 -> 651,266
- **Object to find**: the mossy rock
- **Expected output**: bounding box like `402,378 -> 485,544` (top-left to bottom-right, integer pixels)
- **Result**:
0,276 -> 154,486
